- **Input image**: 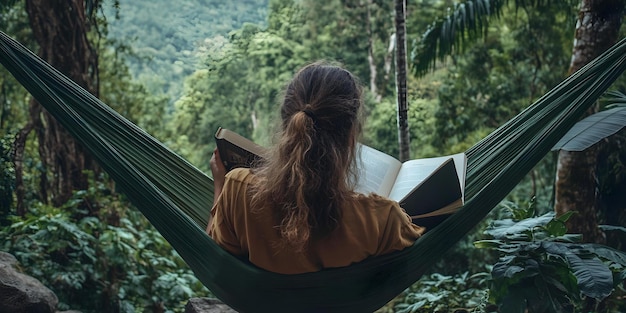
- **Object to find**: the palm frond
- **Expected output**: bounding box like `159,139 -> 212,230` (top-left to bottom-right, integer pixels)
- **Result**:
410,0 -> 505,76
409,0 -> 577,76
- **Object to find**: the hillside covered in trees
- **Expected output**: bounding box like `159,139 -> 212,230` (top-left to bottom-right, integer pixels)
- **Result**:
103,0 -> 268,101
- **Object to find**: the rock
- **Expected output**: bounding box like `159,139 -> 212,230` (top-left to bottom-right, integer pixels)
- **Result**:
185,298 -> 238,313
0,251 -> 59,313
0,251 -> 18,266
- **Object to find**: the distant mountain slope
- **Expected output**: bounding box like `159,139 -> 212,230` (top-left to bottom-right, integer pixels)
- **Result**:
103,0 -> 268,101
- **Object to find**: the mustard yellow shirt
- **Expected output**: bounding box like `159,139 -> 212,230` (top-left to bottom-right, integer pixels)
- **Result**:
209,168 -> 424,274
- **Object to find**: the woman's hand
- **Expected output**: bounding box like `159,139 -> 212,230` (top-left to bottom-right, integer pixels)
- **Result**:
210,148 -> 227,197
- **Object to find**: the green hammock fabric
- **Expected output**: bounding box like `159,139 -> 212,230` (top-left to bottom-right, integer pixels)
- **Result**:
2,31 -> 626,312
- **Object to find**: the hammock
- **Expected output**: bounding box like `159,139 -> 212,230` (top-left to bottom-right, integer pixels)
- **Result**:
1,31 -> 626,312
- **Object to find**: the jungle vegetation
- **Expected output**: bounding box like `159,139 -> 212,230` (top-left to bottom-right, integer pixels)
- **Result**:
1,0 -> 625,312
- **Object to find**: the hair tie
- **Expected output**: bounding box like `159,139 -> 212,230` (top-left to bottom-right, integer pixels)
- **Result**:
302,109 -> 316,121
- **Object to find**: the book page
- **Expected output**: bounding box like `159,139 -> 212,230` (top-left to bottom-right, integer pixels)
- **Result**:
354,145 -> 402,197
388,156 -> 452,201
411,198 -> 463,218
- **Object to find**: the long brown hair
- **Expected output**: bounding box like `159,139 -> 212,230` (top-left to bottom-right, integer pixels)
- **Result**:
251,62 -> 363,251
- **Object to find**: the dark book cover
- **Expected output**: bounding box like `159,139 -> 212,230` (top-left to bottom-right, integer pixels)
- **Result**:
214,128 -> 264,171
215,137 -> 261,171
399,159 -> 463,223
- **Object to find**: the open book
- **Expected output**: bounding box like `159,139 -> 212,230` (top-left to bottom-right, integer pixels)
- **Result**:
354,145 -> 466,223
214,128 -> 466,226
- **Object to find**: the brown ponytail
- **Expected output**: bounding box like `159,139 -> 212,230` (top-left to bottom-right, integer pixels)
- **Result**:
251,62 -> 363,251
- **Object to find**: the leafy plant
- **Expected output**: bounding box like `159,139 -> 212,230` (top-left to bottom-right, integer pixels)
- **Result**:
0,174 -> 209,313
393,271 -> 493,313
475,200 -> 626,313
0,133 -> 14,223
552,91 -> 626,152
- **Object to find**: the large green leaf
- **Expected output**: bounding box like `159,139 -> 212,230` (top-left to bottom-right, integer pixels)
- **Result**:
493,262 -> 526,278
484,213 -> 555,239
552,107 -> 626,151
580,244 -> 626,267
598,224 -> 626,234
544,242 -> 614,300
568,255 -> 614,300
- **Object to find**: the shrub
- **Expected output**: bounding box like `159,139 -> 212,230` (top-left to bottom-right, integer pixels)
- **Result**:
475,200 -> 626,313
0,175 -> 209,313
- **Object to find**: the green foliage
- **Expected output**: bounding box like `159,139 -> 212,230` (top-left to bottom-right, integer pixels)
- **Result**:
409,0 -> 579,76
0,0 -> 31,135
298,0 -> 394,84
363,71 -> 452,159
167,0 -> 407,170
391,197 -> 626,313
363,96 -> 401,156
101,0 -> 269,101
0,133 -> 14,224
166,20 -> 306,170
394,271 -> 493,313
596,127 -> 626,257
0,65 -> 30,132
430,2 -> 572,149
411,0 -> 505,76
475,200 -> 626,313
505,153 -> 557,213
434,35 -> 568,151
1,2 -> 206,311
166,0 -> 463,167
98,37 -> 171,142
0,0 -> 30,41
0,175 -> 209,313
425,3 -> 573,212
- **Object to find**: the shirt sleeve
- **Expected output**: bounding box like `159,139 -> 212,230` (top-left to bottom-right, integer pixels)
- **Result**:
375,202 -> 425,255
208,176 -> 245,255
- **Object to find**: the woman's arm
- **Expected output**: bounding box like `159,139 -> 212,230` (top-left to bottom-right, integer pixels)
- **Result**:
207,148 -> 227,233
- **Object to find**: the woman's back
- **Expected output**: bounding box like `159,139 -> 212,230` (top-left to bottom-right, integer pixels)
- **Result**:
209,168 -> 424,274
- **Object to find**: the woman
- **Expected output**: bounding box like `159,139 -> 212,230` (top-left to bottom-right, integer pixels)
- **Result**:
208,62 -> 424,274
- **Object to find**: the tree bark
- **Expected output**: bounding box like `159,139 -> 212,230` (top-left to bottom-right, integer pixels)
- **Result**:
366,0 -> 395,103
555,0 -> 624,243
19,0 -> 99,207
366,1 -> 378,99
395,0 -> 410,161
13,122 -> 33,216
555,148 -> 604,243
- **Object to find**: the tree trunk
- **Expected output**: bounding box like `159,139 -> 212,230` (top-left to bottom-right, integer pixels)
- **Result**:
555,0 -> 623,243
366,0 -> 395,103
366,1 -> 378,99
394,0 -> 410,161
382,33 -> 395,100
17,0 -> 99,208
555,148 -> 604,242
